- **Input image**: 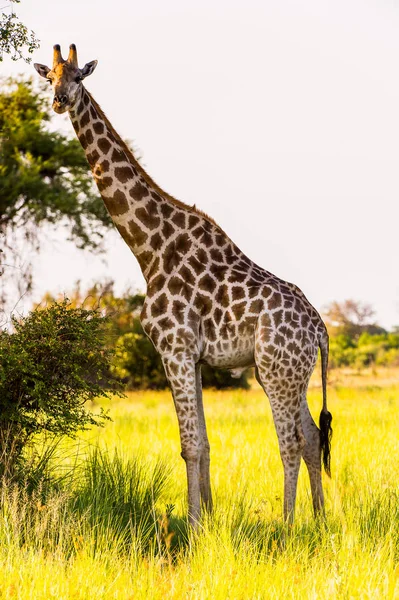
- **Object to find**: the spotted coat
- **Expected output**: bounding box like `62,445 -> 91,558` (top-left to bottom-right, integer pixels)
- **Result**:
34,45 -> 332,527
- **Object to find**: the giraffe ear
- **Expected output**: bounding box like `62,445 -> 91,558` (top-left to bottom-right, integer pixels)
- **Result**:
34,63 -> 50,78
80,60 -> 98,79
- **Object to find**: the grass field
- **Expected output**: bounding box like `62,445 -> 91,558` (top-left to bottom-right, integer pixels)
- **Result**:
1,368 -> 399,598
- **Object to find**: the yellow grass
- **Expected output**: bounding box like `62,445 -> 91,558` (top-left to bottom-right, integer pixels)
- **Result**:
1,367 -> 399,598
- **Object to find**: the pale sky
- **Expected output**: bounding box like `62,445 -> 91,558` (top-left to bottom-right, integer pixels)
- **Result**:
2,0 -> 399,328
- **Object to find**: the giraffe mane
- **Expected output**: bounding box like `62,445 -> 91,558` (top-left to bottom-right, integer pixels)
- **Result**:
86,91 -> 222,230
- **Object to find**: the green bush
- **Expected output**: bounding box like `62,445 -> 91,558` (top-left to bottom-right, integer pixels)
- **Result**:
113,328 -> 168,390
0,300 -> 121,478
375,348 -> 399,367
329,334 -> 356,368
201,364 -> 250,390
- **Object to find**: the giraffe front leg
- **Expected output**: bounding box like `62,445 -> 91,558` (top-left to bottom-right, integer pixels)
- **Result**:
162,355 -> 202,528
195,363 -> 213,513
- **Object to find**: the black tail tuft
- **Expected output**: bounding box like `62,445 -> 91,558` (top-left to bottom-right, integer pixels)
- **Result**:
319,410 -> 333,477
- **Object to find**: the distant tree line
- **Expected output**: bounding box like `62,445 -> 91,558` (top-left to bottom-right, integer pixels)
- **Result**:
323,300 -> 399,369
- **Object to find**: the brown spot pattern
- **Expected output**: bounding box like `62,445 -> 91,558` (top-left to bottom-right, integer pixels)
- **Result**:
85,129 -> 94,145
160,203 -> 174,218
115,166 -> 134,183
106,190 -> 129,216
87,149 -> 100,167
136,201 -> 160,230
130,181 -> 149,201
96,176 -> 113,191
93,122 -> 104,134
111,148 -> 125,162
98,137 -> 111,153
129,219 -> 147,246
80,110 -> 90,128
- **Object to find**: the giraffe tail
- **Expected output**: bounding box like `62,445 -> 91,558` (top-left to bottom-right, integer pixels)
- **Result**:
319,328 -> 333,477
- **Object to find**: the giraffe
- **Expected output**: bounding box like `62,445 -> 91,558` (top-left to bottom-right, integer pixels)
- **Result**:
34,44 -> 333,527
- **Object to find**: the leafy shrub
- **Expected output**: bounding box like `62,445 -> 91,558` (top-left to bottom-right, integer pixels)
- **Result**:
329,334 -> 356,368
201,364 -> 250,390
0,300 -> 121,478
113,329 -> 168,390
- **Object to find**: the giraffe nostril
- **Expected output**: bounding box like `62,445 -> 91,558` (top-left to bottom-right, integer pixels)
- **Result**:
54,95 -> 68,106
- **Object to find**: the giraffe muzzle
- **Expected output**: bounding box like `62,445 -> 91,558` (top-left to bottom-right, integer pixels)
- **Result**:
53,94 -> 69,113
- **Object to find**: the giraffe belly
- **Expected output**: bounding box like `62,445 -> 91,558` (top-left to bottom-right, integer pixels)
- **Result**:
200,331 -> 255,370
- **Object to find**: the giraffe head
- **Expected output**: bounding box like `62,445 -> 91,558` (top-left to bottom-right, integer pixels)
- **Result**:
34,44 -> 97,114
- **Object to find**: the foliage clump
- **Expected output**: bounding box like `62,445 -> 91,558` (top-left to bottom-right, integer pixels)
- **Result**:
0,78 -> 112,300
0,300 -> 121,477
0,1 -> 39,63
0,78 -> 110,249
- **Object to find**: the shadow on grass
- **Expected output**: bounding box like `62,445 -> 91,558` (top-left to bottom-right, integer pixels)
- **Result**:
161,492 -> 331,561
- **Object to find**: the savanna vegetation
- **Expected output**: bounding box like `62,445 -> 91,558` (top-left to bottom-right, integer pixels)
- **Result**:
1,288 -> 396,597
0,300 -> 120,479
0,370 -> 399,598
3,277 -> 398,597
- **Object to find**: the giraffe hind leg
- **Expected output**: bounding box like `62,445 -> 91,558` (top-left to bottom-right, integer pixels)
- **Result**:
300,395 -> 325,516
255,366 -> 305,523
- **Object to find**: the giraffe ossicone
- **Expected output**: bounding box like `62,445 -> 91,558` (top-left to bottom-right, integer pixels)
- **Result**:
34,44 -> 333,527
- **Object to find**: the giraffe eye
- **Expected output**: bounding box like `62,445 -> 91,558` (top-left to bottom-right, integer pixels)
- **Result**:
75,76 -> 82,83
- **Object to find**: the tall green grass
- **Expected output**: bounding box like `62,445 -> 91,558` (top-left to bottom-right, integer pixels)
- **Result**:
1,371 -> 399,598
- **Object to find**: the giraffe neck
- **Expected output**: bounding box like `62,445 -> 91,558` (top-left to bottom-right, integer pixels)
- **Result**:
68,87 -> 185,279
